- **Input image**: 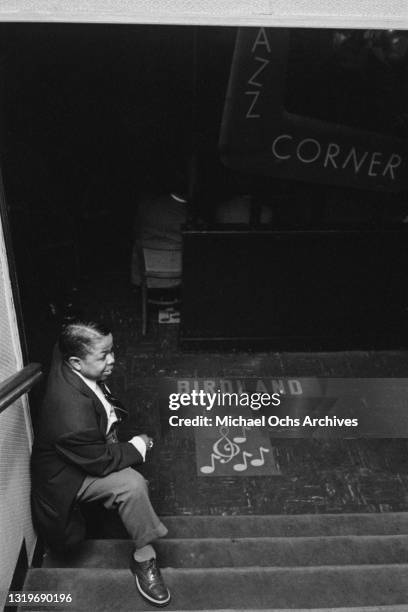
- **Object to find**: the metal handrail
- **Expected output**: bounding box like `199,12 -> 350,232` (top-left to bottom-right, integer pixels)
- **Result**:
0,363 -> 42,414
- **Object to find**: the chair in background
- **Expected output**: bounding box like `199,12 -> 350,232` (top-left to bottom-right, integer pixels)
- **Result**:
138,244 -> 182,335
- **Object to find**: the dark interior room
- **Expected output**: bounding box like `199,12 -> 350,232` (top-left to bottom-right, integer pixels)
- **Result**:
2,21 -> 408,610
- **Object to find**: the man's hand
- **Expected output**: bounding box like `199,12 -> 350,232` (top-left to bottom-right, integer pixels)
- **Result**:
139,434 -> 154,450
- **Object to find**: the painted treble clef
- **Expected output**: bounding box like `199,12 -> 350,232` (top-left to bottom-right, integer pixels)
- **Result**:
212,426 -> 240,464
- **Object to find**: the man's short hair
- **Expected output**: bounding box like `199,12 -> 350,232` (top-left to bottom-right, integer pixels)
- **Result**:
59,321 -> 111,360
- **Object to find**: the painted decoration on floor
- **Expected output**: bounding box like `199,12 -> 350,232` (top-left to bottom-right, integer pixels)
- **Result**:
196,424 -> 278,477
156,377 -> 408,477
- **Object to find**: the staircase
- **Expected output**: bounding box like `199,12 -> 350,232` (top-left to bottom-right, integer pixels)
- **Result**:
21,513 -> 408,611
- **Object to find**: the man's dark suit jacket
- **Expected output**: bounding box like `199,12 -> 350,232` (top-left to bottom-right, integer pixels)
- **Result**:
31,347 -> 143,550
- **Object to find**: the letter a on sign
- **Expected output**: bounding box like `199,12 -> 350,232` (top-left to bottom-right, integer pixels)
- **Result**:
251,28 -> 271,54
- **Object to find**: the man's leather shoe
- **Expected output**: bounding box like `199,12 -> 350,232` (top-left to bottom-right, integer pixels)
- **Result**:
130,557 -> 171,607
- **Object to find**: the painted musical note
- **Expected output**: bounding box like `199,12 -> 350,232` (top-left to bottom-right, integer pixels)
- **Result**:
232,425 -> 251,444
250,446 -> 270,467
200,453 -> 220,474
233,451 -> 253,472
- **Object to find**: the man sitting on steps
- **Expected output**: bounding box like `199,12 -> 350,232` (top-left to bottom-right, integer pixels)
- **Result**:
31,320 -> 170,607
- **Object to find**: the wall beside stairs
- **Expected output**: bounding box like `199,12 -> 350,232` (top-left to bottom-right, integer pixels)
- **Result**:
0,186 -> 36,610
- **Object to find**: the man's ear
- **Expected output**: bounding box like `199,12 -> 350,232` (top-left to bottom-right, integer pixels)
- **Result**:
67,356 -> 82,372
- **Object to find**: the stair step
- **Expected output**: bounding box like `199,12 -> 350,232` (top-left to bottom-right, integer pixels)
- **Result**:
43,535 -> 408,568
166,609 -> 408,612
169,609 -> 408,612
163,513 -> 408,538
21,565 -> 408,610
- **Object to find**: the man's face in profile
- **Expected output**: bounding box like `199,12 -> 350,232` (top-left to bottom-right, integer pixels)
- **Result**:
76,333 -> 115,381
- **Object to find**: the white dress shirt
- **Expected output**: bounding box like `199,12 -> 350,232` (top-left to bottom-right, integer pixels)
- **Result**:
72,370 -> 146,460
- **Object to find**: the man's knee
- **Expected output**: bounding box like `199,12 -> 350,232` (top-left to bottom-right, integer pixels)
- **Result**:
120,468 -> 149,500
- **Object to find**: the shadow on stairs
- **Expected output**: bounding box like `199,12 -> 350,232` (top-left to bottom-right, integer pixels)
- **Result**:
20,513 -> 408,611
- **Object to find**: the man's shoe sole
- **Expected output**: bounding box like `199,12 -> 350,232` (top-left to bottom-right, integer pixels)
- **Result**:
134,574 -> 171,607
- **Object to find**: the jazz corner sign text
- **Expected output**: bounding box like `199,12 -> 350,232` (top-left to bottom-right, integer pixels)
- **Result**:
220,27 -> 407,191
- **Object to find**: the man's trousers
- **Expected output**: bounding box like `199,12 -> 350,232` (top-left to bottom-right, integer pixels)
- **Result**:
76,467 -> 167,548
